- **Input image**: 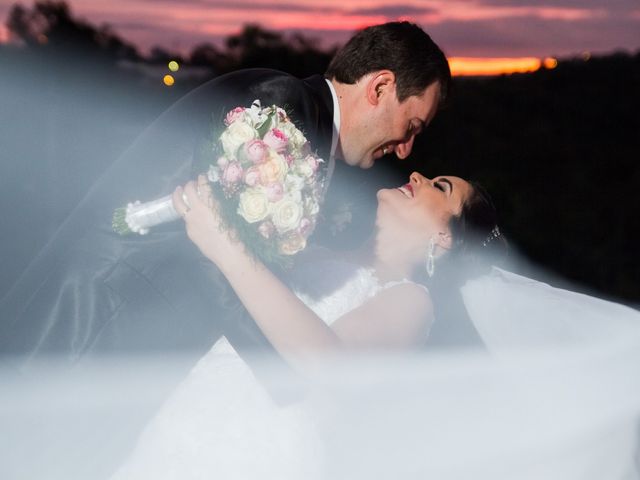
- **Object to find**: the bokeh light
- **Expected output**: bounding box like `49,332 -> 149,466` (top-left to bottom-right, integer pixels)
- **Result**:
543,57 -> 558,69
163,74 -> 175,86
168,61 -> 179,72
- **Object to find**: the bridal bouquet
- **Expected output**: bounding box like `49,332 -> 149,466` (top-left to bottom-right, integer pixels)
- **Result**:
112,100 -> 326,263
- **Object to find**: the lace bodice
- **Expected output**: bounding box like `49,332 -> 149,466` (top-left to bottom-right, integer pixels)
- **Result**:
291,258 -> 422,326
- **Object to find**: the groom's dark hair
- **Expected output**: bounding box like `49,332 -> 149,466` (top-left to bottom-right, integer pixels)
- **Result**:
325,22 -> 451,104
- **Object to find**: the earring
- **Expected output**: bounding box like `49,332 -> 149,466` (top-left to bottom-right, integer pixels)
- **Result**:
426,237 -> 435,278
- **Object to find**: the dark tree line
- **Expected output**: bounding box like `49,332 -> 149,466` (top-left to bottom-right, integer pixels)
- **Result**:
6,1 -> 140,60
3,1 -> 333,76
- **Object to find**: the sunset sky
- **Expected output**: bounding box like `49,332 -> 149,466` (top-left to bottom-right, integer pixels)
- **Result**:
1,0 -> 639,74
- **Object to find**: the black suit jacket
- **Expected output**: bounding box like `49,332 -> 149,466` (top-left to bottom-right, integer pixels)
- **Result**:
0,69 -> 335,368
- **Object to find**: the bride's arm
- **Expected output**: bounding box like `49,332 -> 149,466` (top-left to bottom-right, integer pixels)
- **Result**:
173,178 -> 432,366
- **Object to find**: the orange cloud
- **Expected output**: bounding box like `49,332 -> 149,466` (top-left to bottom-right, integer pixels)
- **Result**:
449,57 -> 542,76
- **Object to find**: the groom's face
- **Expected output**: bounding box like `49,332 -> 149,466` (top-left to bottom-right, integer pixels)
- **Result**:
341,79 -> 441,169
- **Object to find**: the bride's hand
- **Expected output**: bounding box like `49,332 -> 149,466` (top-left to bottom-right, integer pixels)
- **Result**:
172,174 -> 232,263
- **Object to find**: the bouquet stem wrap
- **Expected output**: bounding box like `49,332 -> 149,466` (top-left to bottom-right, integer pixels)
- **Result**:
112,195 -> 181,235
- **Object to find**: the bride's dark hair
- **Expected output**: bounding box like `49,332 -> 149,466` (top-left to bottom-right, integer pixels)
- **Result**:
447,181 -> 508,272
424,181 -> 508,349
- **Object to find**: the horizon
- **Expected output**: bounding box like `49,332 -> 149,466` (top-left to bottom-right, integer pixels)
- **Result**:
1,0 -> 639,76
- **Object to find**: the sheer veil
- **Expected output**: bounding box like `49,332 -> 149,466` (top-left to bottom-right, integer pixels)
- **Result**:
462,266 -> 640,351
3,261 -> 640,480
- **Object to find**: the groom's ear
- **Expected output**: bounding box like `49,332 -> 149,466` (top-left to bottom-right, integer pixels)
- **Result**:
367,70 -> 396,106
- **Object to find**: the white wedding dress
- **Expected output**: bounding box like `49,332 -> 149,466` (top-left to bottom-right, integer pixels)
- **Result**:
110,258 -> 428,480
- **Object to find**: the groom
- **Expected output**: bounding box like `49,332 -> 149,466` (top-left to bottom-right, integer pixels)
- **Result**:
0,22 -> 450,369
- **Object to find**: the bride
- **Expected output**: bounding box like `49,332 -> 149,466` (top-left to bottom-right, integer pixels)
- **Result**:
5,171 -> 638,480
110,171 -> 506,479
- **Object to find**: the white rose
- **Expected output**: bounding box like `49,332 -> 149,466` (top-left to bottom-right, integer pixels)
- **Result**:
220,121 -> 257,159
272,196 -> 303,233
280,122 -> 307,153
295,160 -> 314,180
285,173 -> 305,193
259,152 -> 289,185
237,188 -> 270,223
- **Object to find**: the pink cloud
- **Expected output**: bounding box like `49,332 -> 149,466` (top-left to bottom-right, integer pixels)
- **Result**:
0,23 -> 8,43
0,0 -> 637,57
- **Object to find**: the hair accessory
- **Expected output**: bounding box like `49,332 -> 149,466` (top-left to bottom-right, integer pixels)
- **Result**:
425,237 -> 435,278
482,226 -> 501,247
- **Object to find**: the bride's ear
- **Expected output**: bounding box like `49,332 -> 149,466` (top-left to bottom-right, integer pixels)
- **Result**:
434,231 -> 453,254
367,70 -> 396,106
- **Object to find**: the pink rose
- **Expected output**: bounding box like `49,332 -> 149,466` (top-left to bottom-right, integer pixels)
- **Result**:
224,107 -> 245,126
265,182 -> 284,202
243,166 -> 261,187
258,221 -> 275,239
240,139 -> 269,165
222,161 -> 243,184
217,156 -> 230,169
263,128 -> 288,153
298,217 -> 314,237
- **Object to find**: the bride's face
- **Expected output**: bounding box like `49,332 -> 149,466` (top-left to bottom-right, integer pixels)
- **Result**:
376,172 -> 472,244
